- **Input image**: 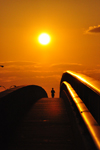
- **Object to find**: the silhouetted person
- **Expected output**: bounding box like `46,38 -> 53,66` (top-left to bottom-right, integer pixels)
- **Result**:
51,88 -> 55,98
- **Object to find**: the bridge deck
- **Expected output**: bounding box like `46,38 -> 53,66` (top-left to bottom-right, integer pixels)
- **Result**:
8,98 -> 86,150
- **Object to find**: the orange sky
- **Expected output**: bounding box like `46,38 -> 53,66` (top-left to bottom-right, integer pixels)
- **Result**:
0,0 -> 100,97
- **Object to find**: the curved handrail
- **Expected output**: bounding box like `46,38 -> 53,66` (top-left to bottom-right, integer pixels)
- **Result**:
60,70 -> 100,95
60,70 -> 100,125
60,81 -> 100,150
67,71 -> 100,94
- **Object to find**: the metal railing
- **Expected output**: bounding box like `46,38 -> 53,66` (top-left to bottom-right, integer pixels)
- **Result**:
60,71 -> 100,150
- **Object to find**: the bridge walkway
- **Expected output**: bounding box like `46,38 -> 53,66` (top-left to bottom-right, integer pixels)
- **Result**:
8,98 -> 86,150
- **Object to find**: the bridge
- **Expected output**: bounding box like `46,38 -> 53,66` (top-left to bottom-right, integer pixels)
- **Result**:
0,71 -> 100,150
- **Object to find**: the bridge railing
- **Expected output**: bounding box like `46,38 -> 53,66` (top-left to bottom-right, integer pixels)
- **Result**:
0,85 -> 48,147
60,71 -> 100,150
60,71 -> 100,125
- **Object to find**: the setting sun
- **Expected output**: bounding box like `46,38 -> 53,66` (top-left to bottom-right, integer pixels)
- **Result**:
38,33 -> 51,45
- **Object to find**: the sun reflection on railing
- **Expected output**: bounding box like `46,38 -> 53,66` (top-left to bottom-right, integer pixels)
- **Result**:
67,70 -> 100,94
62,81 -> 100,150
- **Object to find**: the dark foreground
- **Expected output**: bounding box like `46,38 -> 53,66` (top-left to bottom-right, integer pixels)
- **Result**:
3,97 -> 91,150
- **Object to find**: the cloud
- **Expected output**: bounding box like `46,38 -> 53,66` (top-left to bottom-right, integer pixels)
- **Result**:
50,63 -> 83,72
86,25 -> 100,34
3,76 -> 18,82
0,61 -> 41,66
51,63 -> 82,67
36,75 -> 61,79
0,61 -> 42,73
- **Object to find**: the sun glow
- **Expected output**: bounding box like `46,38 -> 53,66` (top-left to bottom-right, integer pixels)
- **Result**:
38,33 -> 51,45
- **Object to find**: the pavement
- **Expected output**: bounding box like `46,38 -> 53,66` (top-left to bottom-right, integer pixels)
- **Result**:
6,98 -> 87,150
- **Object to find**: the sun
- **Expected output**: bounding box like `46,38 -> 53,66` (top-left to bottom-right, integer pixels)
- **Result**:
38,33 -> 51,45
